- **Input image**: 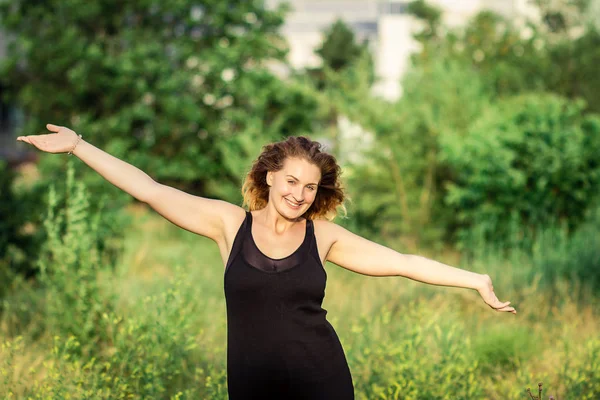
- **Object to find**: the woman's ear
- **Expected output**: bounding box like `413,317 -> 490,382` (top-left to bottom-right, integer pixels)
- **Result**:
266,171 -> 273,187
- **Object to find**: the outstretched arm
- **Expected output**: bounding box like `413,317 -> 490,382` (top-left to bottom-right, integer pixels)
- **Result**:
17,124 -> 241,242
323,222 -> 516,314
18,124 -> 156,201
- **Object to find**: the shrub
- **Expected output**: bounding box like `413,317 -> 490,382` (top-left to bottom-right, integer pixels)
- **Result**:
35,161 -> 117,346
0,268 -> 228,399
349,303 -> 485,399
0,160 -> 41,280
441,93 -> 600,248
473,325 -> 539,373
562,338 -> 600,398
529,206 -> 600,294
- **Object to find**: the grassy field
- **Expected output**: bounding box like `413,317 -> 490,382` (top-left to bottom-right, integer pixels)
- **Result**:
2,202 -> 599,399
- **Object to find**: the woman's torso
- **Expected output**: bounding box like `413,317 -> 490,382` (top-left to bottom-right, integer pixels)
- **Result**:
222,210 -> 351,386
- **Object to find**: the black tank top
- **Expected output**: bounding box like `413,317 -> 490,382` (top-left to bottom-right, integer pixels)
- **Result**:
223,211 -> 353,398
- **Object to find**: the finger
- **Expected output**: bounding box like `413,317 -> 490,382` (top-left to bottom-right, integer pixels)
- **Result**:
492,301 -> 511,309
46,123 -> 61,132
495,306 -> 516,313
17,136 -> 32,144
29,137 -> 44,149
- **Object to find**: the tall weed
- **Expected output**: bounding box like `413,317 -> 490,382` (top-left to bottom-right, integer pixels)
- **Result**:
461,208 -> 600,297
349,303 -> 485,399
36,162 -> 114,348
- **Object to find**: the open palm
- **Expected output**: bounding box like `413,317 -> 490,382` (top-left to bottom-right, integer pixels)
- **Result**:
17,124 -> 79,154
478,274 -> 517,314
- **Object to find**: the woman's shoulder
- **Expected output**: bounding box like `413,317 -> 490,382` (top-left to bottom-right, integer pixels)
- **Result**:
222,204 -> 247,228
311,218 -> 340,234
312,218 -> 356,241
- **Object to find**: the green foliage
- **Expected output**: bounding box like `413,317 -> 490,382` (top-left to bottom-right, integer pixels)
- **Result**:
445,12 -> 549,96
407,0 -> 443,42
530,206 -> 600,293
0,161 -> 47,279
306,19 -> 374,94
339,3 -> 600,248
473,325 -> 539,373
562,338 -> 600,398
315,19 -> 369,72
0,271 -> 228,399
546,27 -> 600,113
413,7 -> 600,111
2,207 -> 599,399
341,59 -> 491,248
0,160 -> 130,294
0,0 -> 320,201
350,304 -> 485,399
0,161 -> 17,258
441,93 -> 600,246
0,161 -> 26,281
36,161 -> 116,345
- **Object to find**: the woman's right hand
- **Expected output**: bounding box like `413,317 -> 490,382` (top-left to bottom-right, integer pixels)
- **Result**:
17,124 -> 80,154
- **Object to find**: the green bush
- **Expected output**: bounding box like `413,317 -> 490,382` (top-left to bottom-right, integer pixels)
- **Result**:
562,338 -> 600,398
35,162 -> 117,346
472,325 -> 539,373
340,58 -> 491,249
0,158 -> 129,293
529,206 -> 600,294
349,304 -> 485,399
0,160 -> 41,279
1,268 -> 228,399
441,93 -> 600,247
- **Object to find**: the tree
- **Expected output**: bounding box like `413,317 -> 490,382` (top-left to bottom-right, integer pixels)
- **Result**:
307,19 -> 374,92
0,0 -> 321,201
315,19 -> 368,72
407,0 -> 442,43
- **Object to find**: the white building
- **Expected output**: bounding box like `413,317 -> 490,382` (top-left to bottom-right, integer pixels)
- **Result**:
268,0 -> 539,100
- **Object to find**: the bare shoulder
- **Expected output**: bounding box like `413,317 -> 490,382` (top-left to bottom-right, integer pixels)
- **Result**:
313,218 -> 403,276
312,218 -> 347,238
311,218 -> 347,263
220,203 -> 247,243
221,203 -> 247,228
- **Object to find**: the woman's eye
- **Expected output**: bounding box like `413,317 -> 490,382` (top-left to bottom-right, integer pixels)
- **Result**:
288,181 -> 295,185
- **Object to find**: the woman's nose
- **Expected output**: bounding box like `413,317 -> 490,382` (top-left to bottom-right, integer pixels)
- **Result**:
293,188 -> 304,201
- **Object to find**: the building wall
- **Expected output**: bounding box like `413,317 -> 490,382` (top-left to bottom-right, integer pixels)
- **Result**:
372,13 -> 419,100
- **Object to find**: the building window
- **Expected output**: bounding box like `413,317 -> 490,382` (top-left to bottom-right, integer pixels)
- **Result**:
379,1 -> 410,15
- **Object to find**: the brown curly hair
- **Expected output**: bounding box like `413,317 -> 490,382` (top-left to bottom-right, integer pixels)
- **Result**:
242,136 -> 346,221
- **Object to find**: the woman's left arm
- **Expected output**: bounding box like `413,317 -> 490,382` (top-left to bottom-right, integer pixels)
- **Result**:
323,222 -> 516,314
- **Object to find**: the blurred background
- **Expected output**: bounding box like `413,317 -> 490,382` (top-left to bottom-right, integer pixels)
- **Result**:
1,0 -> 600,398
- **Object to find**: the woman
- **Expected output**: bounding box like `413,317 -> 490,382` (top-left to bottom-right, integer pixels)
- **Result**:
18,124 -> 516,399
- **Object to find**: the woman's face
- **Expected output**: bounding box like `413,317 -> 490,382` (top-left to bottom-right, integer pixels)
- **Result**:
267,157 -> 321,219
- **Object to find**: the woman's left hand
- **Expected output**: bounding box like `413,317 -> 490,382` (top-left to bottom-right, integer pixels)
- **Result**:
477,274 -> 517,314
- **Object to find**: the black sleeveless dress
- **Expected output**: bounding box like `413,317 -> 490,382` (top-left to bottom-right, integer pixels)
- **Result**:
223,211 -> 354,399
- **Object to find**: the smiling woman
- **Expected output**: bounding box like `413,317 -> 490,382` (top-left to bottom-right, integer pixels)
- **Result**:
242,136 -> 346,222
17,124 -> 516,400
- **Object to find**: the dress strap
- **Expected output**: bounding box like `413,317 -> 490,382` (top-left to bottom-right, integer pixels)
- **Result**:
224,211 -> 250,276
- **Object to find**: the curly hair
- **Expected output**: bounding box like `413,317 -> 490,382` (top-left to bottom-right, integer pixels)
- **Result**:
242,136 -> 346,221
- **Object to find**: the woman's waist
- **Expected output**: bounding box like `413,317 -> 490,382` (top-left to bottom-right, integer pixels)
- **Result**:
227,315 -> 334,343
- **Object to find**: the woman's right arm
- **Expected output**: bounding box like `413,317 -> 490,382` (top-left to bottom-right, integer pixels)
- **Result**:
18,124 -> 241,242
